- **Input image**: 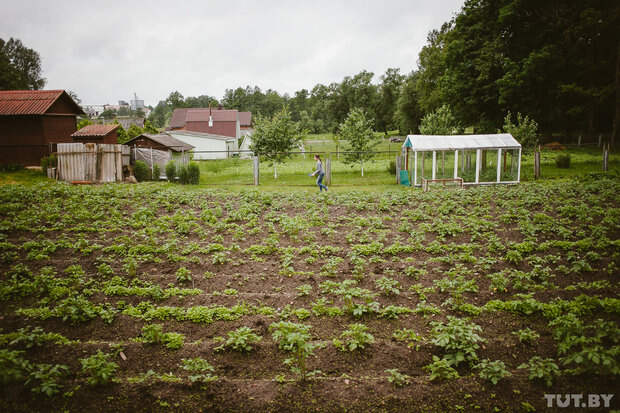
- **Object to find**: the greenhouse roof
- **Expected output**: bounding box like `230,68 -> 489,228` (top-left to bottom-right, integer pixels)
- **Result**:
403,134 -> 521,151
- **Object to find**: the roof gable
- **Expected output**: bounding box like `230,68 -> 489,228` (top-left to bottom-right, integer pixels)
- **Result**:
169,108 -> 245,128
239,111 -> 252,126
125,133 -> 195,152
71,124 -> 119,137
0,90 -> 84,115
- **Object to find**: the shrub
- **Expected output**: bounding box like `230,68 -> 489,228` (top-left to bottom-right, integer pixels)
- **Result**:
178,165 -> 190,184
165,161 -> 176,182
133,160 -> 150,182
503,111 -> 538,147
419,105 -> 461,135
555,153 -> 571,168
387,160 -> 396,174
0,164 -> 24,172
188,162 -> 200,184
80,350 -> 118,385
40,154 -> 57,172
152,164 -> 161,180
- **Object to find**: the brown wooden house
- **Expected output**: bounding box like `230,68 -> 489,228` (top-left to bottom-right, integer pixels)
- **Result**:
0,90 -> 84,165
71,124 -> 120,144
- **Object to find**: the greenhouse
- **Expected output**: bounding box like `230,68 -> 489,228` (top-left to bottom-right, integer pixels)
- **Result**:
402,134 -> 521,188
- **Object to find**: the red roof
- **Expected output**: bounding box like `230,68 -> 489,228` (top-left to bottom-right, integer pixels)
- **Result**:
239,111 -> 252,126
0,90 -> 84,115
186,109 -> 238,122
169,108 -> 248,128
71,124 -> 119,137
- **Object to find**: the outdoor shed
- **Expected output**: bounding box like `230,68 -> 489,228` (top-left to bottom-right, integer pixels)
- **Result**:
402,134 -> 521,187
124,133 -> 194,178
125,133 -> 194,153
0,89 -> 84,165
71,124 -> 120,144
167,130 -> 237,160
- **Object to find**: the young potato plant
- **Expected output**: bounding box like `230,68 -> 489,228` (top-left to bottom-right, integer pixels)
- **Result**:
296,284 -> 313,297
26,363 -> 69,397
512,328 -> 540,344
430,316 -> 485,366
215,326 -> 262,352
80,350 -> 119,385
392,328 -> 422,350
375,277 -> 401,296
333,323 -> 375,352
138,324 -> 185,350
385,368 -> 411,387
424,356 -> 459,382
518,356 -> 560,387
269,321 -> 324,381
474,359 -> 512,385
180,358 -> 218,384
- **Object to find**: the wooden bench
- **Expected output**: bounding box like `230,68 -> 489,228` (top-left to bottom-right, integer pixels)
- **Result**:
421,177 -> 464,192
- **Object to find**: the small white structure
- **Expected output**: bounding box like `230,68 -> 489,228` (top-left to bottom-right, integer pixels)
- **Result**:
238,133 -> 253,158
402,134 -> 521,187
168,130 -> 237,160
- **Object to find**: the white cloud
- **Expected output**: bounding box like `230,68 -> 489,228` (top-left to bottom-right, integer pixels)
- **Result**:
1,0 -> 464,106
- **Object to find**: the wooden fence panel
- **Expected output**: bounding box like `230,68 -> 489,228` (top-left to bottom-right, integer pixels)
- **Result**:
84,143 -> 97,182
57,143 -> 125,183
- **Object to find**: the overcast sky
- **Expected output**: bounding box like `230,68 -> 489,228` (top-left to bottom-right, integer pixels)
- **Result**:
1,0 -> 464,106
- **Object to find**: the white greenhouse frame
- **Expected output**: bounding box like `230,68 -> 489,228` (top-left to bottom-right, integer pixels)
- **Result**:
402,134 -> 522,187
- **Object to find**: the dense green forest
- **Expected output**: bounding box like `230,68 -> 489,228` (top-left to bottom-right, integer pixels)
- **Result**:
148,1 -> 619,145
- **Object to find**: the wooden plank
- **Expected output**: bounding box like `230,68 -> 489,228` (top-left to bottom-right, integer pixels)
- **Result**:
253,156 -> 259,186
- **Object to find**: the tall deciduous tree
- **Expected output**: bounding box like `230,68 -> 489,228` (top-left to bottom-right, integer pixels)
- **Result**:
395,71 -> 423,135
419,105 -> 460,135
376,68 -> 404,133
339,108 -> 379,176
0,37 -> 46,90
250,107 -> 303,178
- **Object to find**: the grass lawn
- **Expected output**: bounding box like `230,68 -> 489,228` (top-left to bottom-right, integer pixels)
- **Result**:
1,143 -> 618,190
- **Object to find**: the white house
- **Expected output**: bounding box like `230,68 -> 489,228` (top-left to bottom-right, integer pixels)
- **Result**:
167,130 -> 237,160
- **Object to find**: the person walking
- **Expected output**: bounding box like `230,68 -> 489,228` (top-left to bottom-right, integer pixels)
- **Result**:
310,154 -> 328,192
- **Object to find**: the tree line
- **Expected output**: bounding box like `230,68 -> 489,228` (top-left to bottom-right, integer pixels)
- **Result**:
147,1 -> 619,145
3,1 -> 618,145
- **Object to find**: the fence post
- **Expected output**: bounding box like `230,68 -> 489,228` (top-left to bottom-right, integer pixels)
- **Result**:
534,146 -> 541,180
598,134 -> 602,147
603,144 -> 609,171
578,135 -> 582,146
253,156 -> 259,186
326,158 -> 331,185
395,154 -> 401,184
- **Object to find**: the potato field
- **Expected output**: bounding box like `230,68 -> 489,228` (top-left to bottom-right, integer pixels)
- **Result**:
0,178 -> 618,412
